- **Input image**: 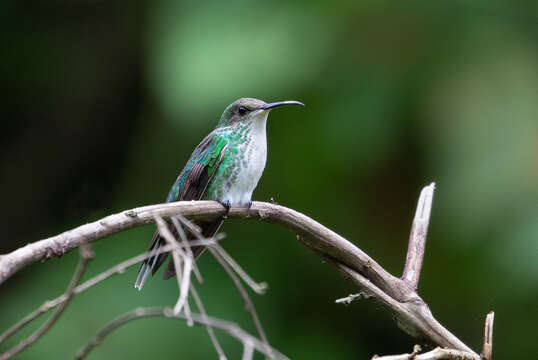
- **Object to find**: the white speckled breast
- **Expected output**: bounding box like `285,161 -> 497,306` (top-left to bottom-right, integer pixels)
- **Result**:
221,113 -> 268,205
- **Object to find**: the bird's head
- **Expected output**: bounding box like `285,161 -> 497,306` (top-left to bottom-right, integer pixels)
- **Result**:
217,98 -> 304,128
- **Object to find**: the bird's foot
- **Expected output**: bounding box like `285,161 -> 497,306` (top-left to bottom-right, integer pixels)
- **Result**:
218,200 -> 231,218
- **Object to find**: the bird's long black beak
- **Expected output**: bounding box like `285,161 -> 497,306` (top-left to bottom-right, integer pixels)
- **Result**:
260,100 -> 305,110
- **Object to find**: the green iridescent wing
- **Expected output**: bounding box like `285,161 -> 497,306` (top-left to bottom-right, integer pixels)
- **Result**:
135,132 -> 228,289
167,132 -> 229,202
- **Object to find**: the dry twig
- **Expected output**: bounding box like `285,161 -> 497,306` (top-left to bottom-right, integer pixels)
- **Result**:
335,292 -> 369,305
0,185 -> 491,358
372,346 -> 477,360
189,284 -> 227,360
171,216 -> 204,283
481,311 -> 494,360
0,238 -> 221,345
209,247 -> 271,355
0,244 -> 94,360
154,215 -> 192,319
74,307 -> 287,360
211,243 -> 268,294
242,341 -> 255,360
175,216 -> 272,357
402,183 -> 435,289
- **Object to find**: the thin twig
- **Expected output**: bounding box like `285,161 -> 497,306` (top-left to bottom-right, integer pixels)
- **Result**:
190,284 -> 227,360
171,216 -> 203,283
242,341 -> 255,360
0,244 -> 94,360
208,247 -> 272,358
0,238 -> 222,345
212,243 -> 268,294
372,346 -> 477,360
335,292 -> 369,305
373,344 -> 422,360
176,216 -> 272,356
74,307 -> 288,360
154,216 -> 192,322
402,183 -> 435,290
481,311 -> 494,360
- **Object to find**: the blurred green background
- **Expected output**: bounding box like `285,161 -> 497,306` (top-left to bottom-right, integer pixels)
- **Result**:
1,0 -> 537,358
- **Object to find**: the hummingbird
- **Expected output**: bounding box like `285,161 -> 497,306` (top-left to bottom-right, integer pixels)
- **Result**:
135,97 -> 304,290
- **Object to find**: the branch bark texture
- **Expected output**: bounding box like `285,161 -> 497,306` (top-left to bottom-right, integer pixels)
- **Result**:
373,346 -> 478,360
402,183 -> 435,289
0,200 -> 479,357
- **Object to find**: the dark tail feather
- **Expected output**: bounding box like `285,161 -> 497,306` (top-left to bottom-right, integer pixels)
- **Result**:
135,230 -> 169,291
162,219 -> 223,280
135,218 -> 223,289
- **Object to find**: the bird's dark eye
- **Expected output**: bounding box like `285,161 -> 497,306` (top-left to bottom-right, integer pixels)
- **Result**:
238,106 -> 247,115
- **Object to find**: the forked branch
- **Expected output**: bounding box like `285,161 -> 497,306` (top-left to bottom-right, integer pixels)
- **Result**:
0,184 -> 492,359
